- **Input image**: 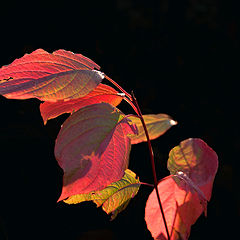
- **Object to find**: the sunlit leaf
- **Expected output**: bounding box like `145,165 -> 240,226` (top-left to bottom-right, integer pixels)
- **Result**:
0,49 -> 104,101
173,171 -> 208,216
145,138 -> 218,240
167,138 -> 218,192
128,114 -> 177,144
40,83 -> 123,124
55,103 -> 138,201
64,169 -> 141,220
145,176 -> 207,240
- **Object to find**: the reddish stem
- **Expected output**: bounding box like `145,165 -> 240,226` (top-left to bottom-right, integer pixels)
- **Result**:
131,91 -> 170,240
104,74 -> 139,115
140,182 -> 154,188
123,97 -> 140,115
104,74 -> 133,101
103,74 -> 170,239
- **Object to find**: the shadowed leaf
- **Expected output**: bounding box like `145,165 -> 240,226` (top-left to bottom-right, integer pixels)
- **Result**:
0,49 -> 104,101
128,114 -> 177,144
173,171 -> 208,216
64,169 -> 141,220
55,103 -> 138,201
167,138 -> 218,190
40,83 -> 123,124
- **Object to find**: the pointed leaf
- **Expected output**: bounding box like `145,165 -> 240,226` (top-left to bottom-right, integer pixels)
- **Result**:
145,176 -> 208,240
167,138 -> 218,190
0,49 -> 104,101
55,103 -> 138,201
40,83 -> 123,124
128,114 -> 177,144
64,169 -> 141,220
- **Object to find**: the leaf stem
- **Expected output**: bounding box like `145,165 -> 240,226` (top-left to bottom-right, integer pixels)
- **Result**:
131,91 -> 170,240
140,182 -> 154,188
102,75 -> 170,239
104,74 -> 133,101
125,114 -> 141,119
123,97 -> 140,115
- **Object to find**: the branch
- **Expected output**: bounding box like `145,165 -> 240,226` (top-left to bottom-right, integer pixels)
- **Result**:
131,91 -> 170,240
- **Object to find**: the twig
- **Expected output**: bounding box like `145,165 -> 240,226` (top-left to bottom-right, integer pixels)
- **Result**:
104,74 -> 133,101
131,91 -> 170,240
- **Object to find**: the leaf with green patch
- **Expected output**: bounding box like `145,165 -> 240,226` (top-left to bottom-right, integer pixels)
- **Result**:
55,103 -> 138,201
0,49 -> 104,101
145,139 -> 218,240
128,114 -> 177,144
40,83 -> 123,124
167,138 -> 218,191
64,169 -> 141,220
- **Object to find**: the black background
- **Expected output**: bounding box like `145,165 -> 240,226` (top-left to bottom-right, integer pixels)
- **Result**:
0,0 -> 238,239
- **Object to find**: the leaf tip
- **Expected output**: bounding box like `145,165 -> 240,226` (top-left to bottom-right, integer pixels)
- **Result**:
92,70 -> 105,79
170,119 -> 177,126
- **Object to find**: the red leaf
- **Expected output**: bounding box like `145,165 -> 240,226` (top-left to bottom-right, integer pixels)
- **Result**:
145,177 -> 210,240
145,139 -> 218,240
167,138 -> 218,190
55,102 -> 137,201
40,83 -> 123,124
0,49 -> 104,101
173,171 -> 208,216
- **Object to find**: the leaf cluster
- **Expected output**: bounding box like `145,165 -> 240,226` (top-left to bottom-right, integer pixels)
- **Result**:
0,49 -> 218,240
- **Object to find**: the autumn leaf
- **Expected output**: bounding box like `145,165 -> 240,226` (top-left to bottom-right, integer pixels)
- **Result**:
64,169 -> 141,220
0,49 -> 104,101
40,83 -> 123,124
145,138 -> 218,240
128,114 -> 177,144
145,176 -> 208,240
173,171 -> 208,216
55,102 -> 138,201
167,138 -> 218,195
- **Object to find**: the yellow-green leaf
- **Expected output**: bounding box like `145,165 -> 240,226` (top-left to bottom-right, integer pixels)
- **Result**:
128,114 -> 177,144
64,169 -> 141,220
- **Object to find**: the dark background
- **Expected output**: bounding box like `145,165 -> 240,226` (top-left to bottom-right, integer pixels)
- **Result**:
0,0 -> 238,239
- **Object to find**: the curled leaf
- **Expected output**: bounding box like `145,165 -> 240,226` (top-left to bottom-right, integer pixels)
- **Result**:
64,169 -> 141,220
128,114 -> 177,144
40,83 -> 123,124
0,49 -> 104,101
55,103 -> 138,201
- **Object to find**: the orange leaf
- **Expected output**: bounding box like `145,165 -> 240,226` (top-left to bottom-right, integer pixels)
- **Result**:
40,83 -> 123,124
145,177 -> 210,240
